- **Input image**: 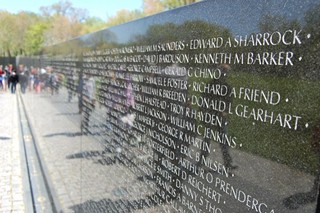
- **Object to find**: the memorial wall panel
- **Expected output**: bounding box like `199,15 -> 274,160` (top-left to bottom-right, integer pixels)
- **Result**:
22,0 -> 320,212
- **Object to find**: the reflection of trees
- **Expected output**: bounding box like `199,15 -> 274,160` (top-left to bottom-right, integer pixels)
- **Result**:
253,14 -> 302,77
258,14 -> 301,33
247,5 -> 320,80
126,20 -> 235,209
303,4 -> 320,80
80,29 -> 118,50
124,9 -> 320,176
224,6 -> 320,176
21,3 -> 320,211
133,20 -> 231,45
130,15 -> 319,80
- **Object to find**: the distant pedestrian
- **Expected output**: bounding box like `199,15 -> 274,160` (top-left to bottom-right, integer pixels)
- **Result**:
0,65 -> 4,90
19,72 -> 28,94
67,70 -> 76,102
77,75 -> 84,114
29,67 -> 36,91
49,71 -> 58,95
9,72 -> 19,94
4,65 -> 10,91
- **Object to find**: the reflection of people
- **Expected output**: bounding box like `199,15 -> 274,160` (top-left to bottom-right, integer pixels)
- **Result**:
81,74 -> 96,134
123,75 -> 135,119
77,73 -> 84,114
218,64 -> 236,170
67,70 -> 75,102
49,71 -> 58,95
121,74 -> 138,145
200,64 -> 236,172
0,65 -> 4,90
125,77 -> 135,110
283,119 -> 320,209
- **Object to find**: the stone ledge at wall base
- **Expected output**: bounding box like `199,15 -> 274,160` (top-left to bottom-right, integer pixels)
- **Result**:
17,0 -> 320,212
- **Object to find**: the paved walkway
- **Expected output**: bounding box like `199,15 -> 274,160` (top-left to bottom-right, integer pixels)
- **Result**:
0,91 -> 25,212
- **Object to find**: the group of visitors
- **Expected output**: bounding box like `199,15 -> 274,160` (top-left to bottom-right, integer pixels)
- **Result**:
0,64 -> 19,94
0,64 -> 60,95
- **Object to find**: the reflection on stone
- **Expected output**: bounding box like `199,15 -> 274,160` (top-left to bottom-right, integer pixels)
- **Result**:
283,191 -> 318,210
44,132 -> 82,138
17,0 -> 320,212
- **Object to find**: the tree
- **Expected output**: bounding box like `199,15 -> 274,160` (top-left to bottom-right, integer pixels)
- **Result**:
105,9 -> 144,27
0,11 -> 15,56
13,12 -> 40,55
44,14 -> 83,45
81,17 -> 107,35
40,0 -> 89,45
143,0 -> 164,16
40,0 -> 88,22
24,22 -> 49,55
161,0 -> 201,10
143,0 -> 201,15
0,0 -> 204,56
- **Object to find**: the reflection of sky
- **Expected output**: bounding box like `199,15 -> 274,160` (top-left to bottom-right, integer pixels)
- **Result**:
79,0 -> 317,46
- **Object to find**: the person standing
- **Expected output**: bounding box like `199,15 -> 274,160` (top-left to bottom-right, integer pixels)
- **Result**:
4,65 -> 10,91
67,70 -> 76,102
9,72 -> 19,94
49,71 -> 58,95
82,74 -> 96,134
19,72 -> 28,94
0,65 -> 4,91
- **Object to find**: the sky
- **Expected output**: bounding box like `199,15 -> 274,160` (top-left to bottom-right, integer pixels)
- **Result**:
0,0 -> 144,20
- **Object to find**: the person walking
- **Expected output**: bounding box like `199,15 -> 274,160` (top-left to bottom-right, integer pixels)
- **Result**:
19,72 -> 28,94
0,65 -> 4,91
9,72 -> 19,94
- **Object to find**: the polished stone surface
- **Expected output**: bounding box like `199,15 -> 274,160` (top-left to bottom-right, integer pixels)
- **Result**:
19,0 -> 320,212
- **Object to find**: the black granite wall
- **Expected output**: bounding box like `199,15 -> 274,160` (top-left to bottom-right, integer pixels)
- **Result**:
19,0 -> 320,212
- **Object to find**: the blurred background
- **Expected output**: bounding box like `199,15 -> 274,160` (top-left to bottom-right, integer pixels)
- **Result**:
0,0 -> 200,57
